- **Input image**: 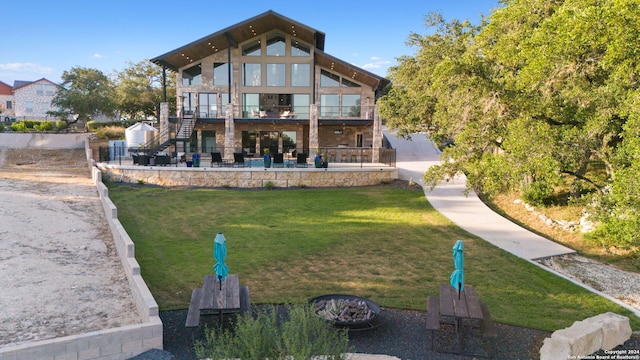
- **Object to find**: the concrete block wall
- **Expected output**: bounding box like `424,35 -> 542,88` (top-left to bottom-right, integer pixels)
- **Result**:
0,139 -> 163,360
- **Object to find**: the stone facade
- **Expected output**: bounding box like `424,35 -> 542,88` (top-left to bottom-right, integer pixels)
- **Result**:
13,78 -> 59,120
97,163 -> 398,188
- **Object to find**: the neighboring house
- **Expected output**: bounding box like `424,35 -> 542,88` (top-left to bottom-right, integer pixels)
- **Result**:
151,10 -> 390,161
12,78 -> 60,121
0,81 -> 14,120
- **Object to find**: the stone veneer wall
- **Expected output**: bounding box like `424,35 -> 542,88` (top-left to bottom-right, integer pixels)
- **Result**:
97,163 -> 398,188
0,139 -> 163,360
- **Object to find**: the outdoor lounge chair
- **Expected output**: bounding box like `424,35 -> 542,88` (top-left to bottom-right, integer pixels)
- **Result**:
295,153 -> 308,167
233,152 -> 246,167
210,152 -> 226,167
272,153 -> 284,167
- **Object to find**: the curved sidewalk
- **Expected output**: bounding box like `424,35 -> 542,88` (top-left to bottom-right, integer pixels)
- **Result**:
384,130 -> 575,260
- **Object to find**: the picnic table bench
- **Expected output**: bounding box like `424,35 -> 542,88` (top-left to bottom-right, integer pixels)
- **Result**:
426,284 -> 496,356
186,274 -> 251,328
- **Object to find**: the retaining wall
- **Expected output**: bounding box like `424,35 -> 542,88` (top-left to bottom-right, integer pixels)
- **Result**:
0,139 -> 162,360
0,133 -> 89,149
97,163 -> 398,188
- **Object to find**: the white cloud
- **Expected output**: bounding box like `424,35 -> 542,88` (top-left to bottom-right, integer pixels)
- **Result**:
362,56 -> 392,70
92,53 -> 106,59
0,62 -> 53,74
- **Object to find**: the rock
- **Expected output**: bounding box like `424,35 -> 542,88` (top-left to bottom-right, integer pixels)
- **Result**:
540,312 -> 632,360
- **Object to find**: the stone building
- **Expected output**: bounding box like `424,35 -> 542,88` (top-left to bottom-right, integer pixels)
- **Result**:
151,10 -> 390,163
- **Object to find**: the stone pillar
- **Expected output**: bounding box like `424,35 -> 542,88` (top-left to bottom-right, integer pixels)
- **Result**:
309,104 -> 319,153
160,102 -> 169,144
372,105 -> 382,162
224,103 -> 235,160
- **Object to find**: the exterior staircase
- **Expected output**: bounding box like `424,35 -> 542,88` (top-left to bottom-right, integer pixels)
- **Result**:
139,114 -> 196,157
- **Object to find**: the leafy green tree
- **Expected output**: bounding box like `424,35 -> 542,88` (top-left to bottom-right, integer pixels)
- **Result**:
49,67 -> 116,125
379,0 -> 640,249
115,60 -> 176,121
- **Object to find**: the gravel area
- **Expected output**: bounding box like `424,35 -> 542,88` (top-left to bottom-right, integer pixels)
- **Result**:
539,254 -> 640,311
127,307 -> 639,360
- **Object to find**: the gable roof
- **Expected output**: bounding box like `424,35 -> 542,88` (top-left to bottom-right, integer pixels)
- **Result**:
13,78 -> 58,91
151,10 -> 389,90
151,10 -> 325,72
0,81 -> 12,95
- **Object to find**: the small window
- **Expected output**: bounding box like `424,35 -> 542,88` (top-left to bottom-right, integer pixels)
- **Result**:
342,78 -> 361,88
291,40 -> 310,56
320,70 -> 340,87
6,101 -> 12,109
266,33 -> 286,56
242,39 -> 261,56
182,64 -> 202,85
36,84 -> 44,95
214,63 -> 232,86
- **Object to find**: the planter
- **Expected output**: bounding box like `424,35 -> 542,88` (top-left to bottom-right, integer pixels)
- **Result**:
263,155 -> 271,168
314,154 -> 323,168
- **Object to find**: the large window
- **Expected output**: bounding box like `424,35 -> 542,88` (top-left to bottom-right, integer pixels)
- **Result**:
342,78 -> 361,88
221,93 -> 230,115
213,63 -> 232,86
243,93 -> 260,117
242,39 -> 261,56
320,70 -> 340,87
198,93 -> 217,118
182,92 -> 195,115
182,64 -> 202,85
266,33 -> 286,56
320,94 -> 339,117
267,64 -> 285,86
292,94 -> 310,118
243,63 -> 261,86
291,40 -> 310,57
342,94 -> 361,117
291,64 -> 310,86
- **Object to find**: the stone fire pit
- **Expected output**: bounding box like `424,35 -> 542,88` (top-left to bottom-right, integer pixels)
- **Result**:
309,294 -> 383,331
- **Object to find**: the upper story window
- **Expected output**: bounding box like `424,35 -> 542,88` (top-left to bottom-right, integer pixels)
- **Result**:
266,33 -> 286,56
342,78 -> 361,88
266,64 -> 285,86
242,39 -> 261,56
243,63 -> 262,86
182,64 -> 202,85
320,69 -> 340,87
213,63 -> 232,86
291,64 -> 310,86
291,40 -> 310,57
45,84 -> 56,95
6,101 -> 12,109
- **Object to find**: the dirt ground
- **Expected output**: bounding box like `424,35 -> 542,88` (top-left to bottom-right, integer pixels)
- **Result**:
0,149 -> 140,347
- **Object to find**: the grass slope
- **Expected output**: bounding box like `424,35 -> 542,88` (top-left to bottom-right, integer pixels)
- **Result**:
107,183 -> 639,331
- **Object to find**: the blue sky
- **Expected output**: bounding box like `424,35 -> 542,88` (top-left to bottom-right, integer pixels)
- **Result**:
1,1 -> 502,85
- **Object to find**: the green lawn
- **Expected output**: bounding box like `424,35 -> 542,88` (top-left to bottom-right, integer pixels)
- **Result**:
107,183 -> 640,332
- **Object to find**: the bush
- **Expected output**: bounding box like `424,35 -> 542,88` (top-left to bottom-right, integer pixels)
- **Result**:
194,304 -> 351,360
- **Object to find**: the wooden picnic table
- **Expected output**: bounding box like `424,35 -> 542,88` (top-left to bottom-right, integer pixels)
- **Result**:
426,284 -> 495,356
186,274 -> 250,328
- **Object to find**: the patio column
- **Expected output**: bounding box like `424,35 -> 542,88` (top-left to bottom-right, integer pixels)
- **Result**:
224,103 -> 235,160
309,104 -> 319,153
372,105 -> 382,163
160,102 -> 169,144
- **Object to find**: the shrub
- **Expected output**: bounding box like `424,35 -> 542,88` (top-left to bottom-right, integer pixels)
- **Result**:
194,304 -> 351,360
264,180 -> 275,190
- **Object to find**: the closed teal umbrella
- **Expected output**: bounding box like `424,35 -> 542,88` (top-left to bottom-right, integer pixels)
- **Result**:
450,240 -> 464,299
213,233 -> 229,290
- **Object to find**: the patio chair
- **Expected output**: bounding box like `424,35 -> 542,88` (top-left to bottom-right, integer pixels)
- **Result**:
273,153 -> 284,167
295,153 -> 308,168
210,152 -> 226,167
233,152 -> 246,167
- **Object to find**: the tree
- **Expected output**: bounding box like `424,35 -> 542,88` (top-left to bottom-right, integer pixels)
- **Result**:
115,60 -> 176,122
49,67 -> 116,125
379,0 -> 640,249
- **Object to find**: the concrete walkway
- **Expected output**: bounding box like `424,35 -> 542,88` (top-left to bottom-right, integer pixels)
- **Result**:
384,129 -> 575,260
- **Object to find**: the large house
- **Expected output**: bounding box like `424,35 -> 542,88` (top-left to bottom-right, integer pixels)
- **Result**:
151,10 -> 390,162
0,78 -> 60,122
